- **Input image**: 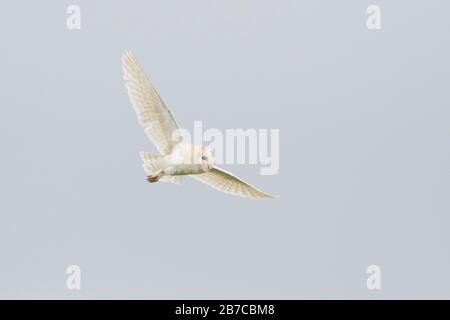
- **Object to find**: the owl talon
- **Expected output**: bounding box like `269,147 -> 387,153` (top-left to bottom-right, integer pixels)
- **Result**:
147,175 -> 160,183
147,170 -> 163,183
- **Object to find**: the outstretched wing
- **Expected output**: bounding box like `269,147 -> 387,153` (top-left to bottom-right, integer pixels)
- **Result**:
122,51 -> 180,155
190,166 -> 275,199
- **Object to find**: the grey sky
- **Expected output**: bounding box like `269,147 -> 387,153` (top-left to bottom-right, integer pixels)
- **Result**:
0,1 -> 449,299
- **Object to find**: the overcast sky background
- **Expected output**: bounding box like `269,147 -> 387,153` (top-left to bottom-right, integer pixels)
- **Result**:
0,1 -> 450,299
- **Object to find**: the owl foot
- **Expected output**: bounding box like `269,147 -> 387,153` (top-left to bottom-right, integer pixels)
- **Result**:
147,170 -> 163,183
147,175 -> 160,183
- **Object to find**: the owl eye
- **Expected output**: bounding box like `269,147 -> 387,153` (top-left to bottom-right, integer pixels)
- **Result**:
201,155 -> 207,161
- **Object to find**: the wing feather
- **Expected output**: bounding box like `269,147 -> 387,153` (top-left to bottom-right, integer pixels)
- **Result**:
122,51 -> 180,155
190,166 -> 274,199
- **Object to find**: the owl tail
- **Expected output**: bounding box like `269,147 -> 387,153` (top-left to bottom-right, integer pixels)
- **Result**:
139,152 -> 181,185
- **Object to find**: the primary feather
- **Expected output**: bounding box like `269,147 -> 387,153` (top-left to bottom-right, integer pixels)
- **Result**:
190,166 -> 274,199
122,51 -> 180,155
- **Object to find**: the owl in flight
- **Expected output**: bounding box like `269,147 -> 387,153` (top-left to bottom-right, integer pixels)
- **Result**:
122,51 -> 276,199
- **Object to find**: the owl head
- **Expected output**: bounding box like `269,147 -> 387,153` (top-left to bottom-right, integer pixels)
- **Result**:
190,145 -> 214,171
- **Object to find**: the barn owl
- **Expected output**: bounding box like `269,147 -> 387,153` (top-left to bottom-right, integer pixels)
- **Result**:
122,51 -> 276,199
